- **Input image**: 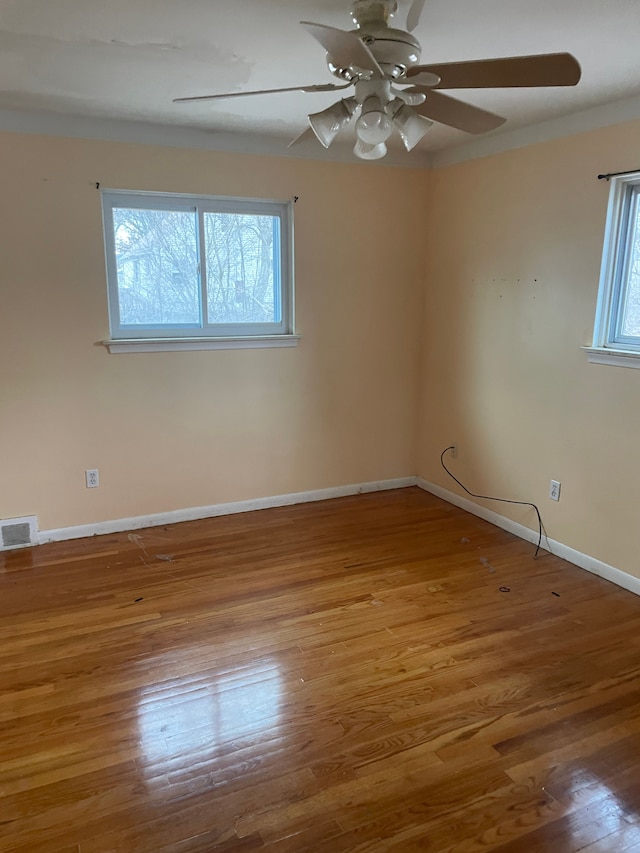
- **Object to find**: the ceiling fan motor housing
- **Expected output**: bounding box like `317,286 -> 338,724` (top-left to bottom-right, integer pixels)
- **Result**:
346,0 -> 421,79
326,23 -> 421,81
362,24 -> 421,78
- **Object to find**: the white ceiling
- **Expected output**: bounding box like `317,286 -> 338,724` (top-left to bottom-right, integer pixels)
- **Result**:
2,0 -> 640,166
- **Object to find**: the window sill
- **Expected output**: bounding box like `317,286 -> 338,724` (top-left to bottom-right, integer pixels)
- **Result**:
103,335 -> 300,353
582,346 -> 640,369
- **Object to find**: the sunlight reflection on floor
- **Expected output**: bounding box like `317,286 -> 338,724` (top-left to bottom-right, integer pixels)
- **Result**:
137,659 -> 284,769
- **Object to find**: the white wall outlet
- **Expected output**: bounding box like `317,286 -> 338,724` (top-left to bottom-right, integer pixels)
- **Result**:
85,469 -> 99,489
549,479 -> 561,501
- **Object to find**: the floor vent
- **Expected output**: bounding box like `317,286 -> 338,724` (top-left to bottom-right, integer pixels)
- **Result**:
0,516 -> 38,550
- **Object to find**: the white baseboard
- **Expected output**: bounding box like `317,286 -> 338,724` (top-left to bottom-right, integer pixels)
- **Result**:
37,476 -> 418,545
417,478 -> 640,598
32,475 -> 640,600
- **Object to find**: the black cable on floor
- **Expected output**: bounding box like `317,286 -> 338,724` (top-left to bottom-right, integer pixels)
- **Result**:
440,446 -> 545,558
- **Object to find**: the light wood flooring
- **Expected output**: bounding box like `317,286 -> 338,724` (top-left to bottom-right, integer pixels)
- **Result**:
2,487 -> 640,852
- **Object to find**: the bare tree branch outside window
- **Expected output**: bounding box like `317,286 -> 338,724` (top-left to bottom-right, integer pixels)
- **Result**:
621,194 -> 640,336
205,213 -> 278,324
113,207 -> 279,327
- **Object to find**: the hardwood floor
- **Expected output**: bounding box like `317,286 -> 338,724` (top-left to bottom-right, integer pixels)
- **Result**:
2,487 -> 640,852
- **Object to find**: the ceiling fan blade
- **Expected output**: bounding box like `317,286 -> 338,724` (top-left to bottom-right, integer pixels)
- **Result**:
410,89 -> 506,134
391,85 -> 426,106
173,82 -> 351,103
398,71 -> 440,88
406,0 -> 426,32
300,21 -> 383,76
409,53 -> 581,89
288,127 -> 319,148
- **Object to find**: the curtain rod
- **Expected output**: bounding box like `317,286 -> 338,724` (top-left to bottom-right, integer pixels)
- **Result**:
597,168 -> 640,181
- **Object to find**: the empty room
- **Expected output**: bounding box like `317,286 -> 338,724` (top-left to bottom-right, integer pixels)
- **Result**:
2,1 -> 640,851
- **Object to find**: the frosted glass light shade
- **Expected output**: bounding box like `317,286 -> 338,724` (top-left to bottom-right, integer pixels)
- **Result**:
392,102 -> 433,151
355,96 -> 393,145
353,139 -> 387,160
308,98 -> 356,148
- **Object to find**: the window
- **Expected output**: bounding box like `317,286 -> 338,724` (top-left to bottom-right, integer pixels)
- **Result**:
101,191 -> 296,351
588,172 -> 640,367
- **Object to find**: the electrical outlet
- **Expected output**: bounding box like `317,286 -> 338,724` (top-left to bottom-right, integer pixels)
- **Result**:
450,444 -> 458,458
549,480 -> 561,501
85,469 -> 99,489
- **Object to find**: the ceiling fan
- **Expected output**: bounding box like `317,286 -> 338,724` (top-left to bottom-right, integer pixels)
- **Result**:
174,0 -> 581,161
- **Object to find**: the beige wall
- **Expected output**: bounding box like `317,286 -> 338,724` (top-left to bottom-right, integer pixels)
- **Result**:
3,118 -> 639,579
419,119 -> 640,579
0,132 -> 426,530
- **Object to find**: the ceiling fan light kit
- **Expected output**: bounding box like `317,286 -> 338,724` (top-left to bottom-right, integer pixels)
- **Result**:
308,97 -> 357,148
353,139 -> 388,160
174,0 -> 582,162
392,101 -> 433,151
356,95 -> 394,145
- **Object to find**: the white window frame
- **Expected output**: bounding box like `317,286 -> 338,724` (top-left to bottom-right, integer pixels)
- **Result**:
585,172 -> 640,368
101,190 -> 297,352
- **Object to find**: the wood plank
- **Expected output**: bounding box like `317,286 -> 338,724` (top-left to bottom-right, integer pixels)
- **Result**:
1,488 -> 640,851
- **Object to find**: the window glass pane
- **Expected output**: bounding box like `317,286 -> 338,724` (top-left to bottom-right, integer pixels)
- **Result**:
621,193 -> 640,337
204,213 -> 280,324
112,207 -> 200,326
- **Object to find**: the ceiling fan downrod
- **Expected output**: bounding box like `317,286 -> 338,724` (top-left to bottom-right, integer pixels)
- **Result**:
350,0 -> 398,28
